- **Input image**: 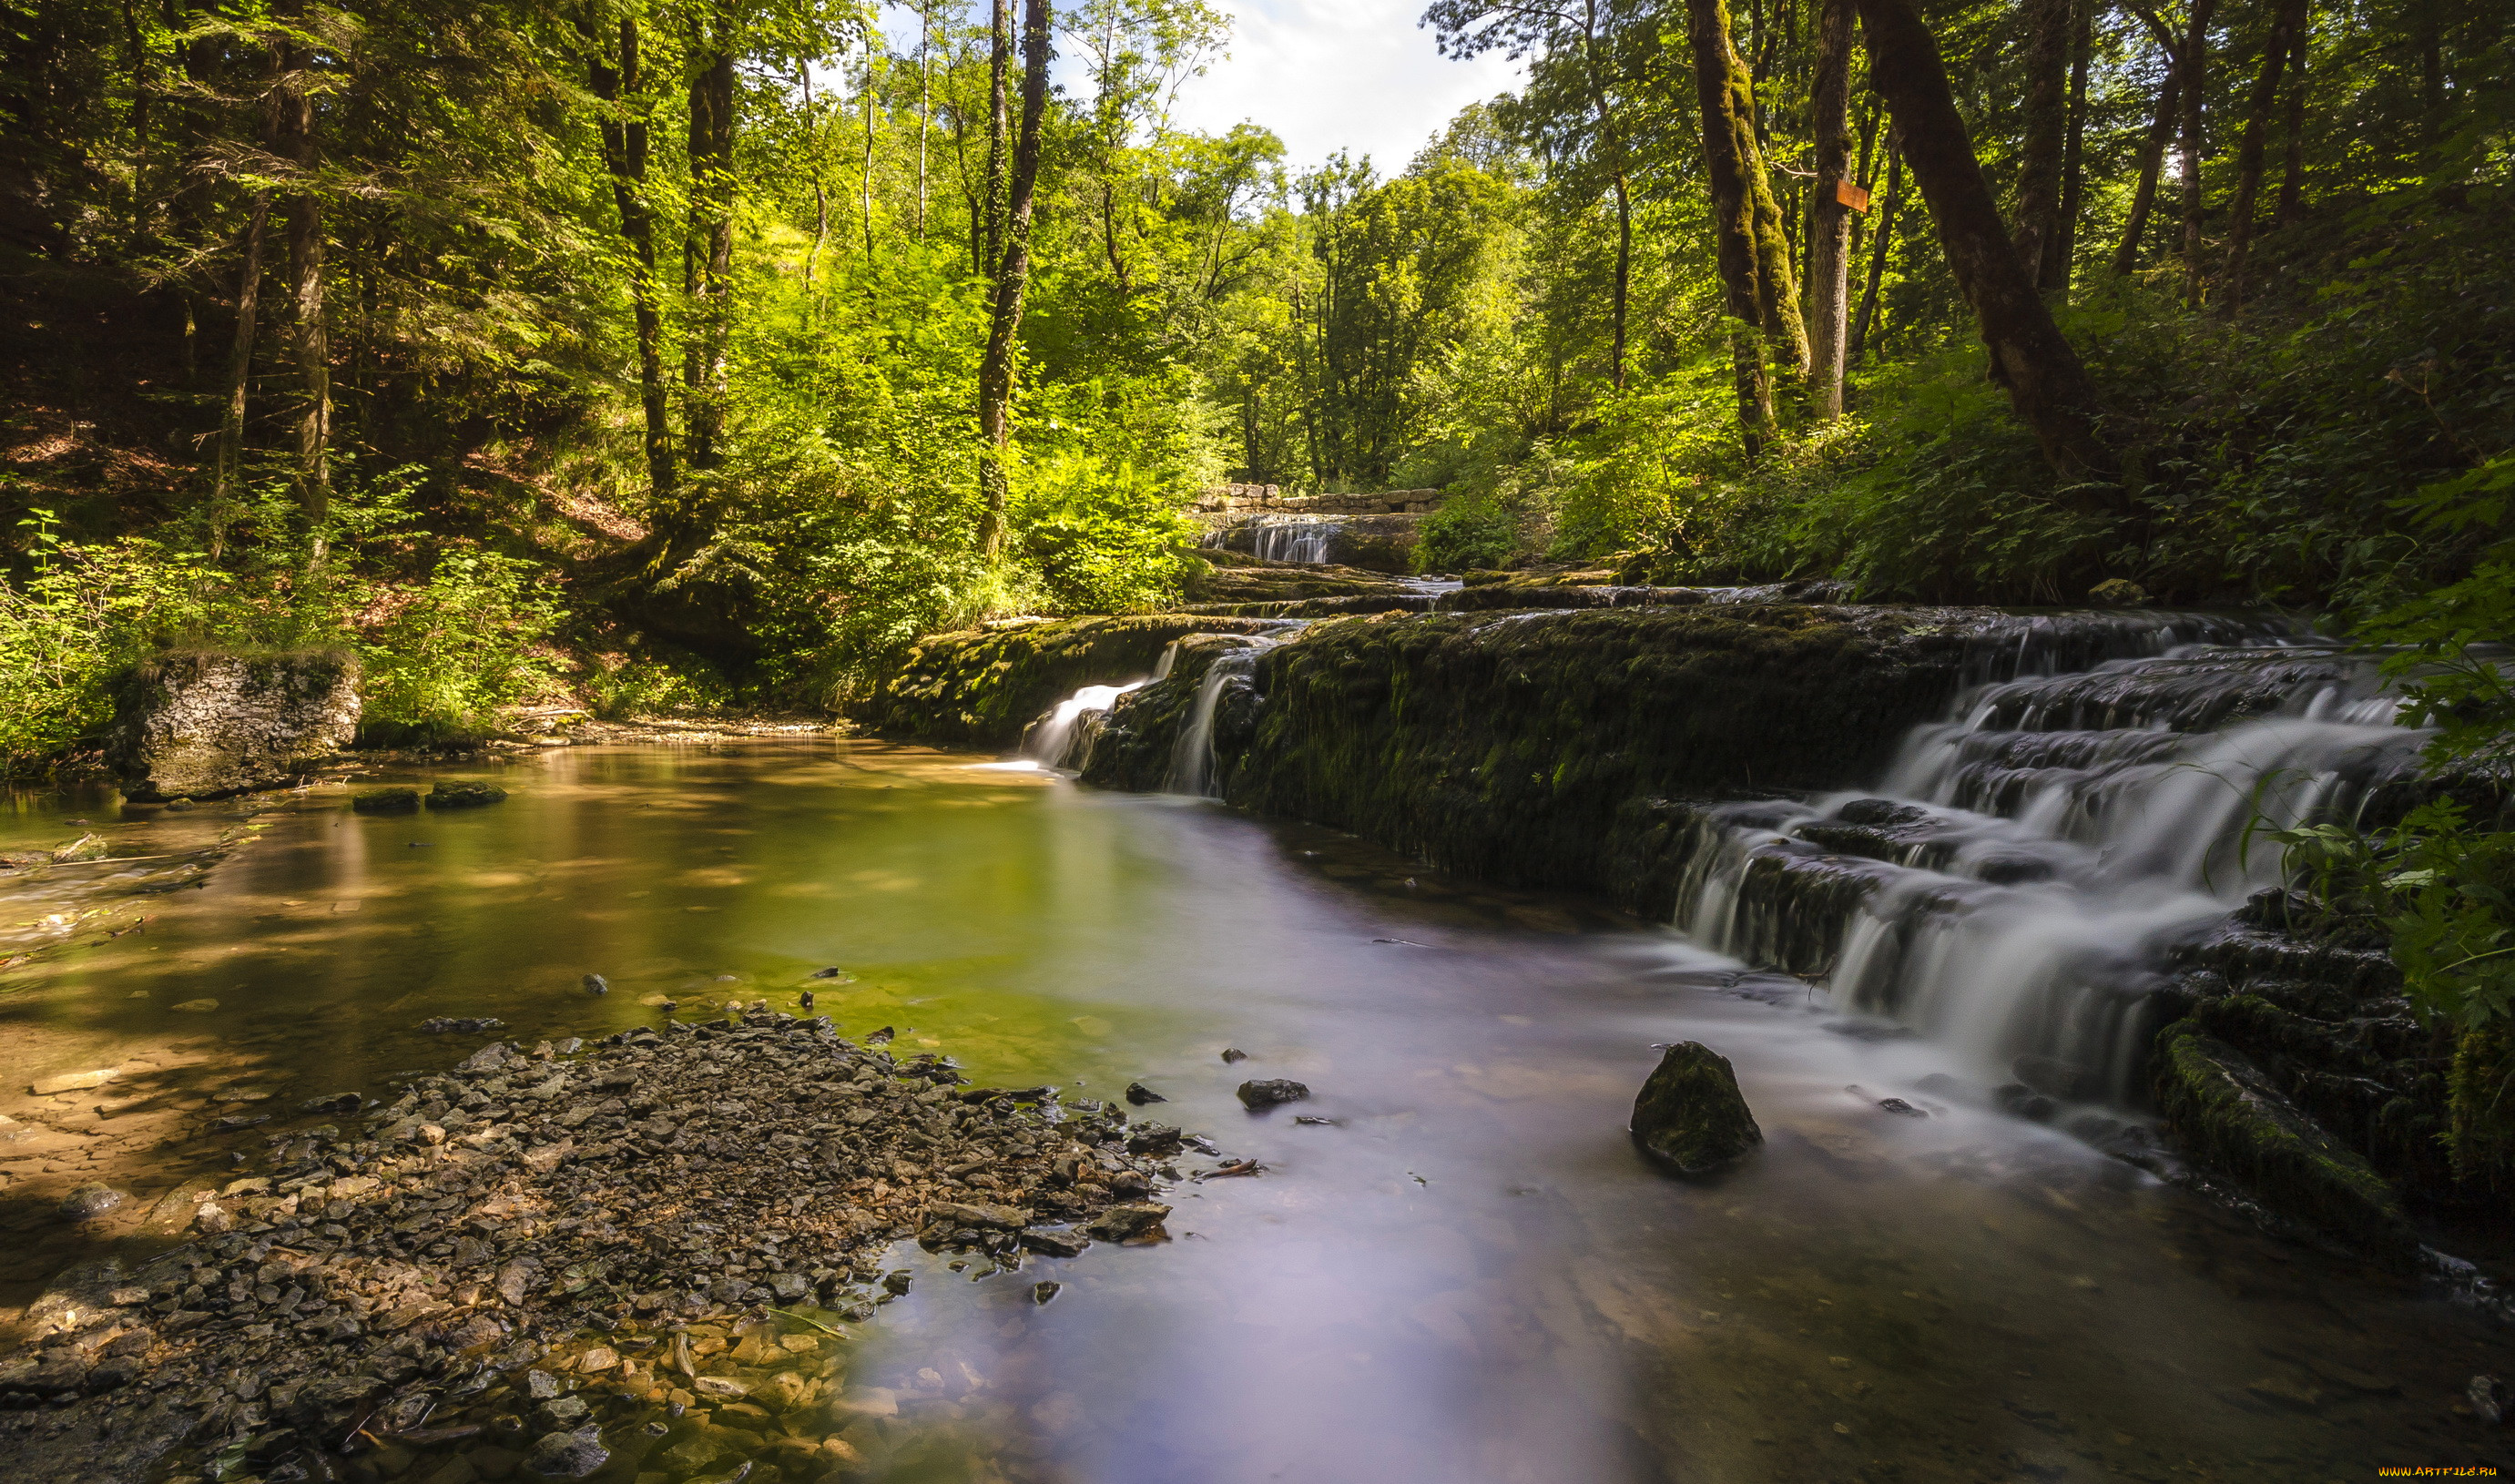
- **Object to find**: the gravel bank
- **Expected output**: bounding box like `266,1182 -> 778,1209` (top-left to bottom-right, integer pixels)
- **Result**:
0,1009 -> 1207,1483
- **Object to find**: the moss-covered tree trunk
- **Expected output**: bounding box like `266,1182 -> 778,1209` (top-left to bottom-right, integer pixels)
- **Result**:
975,0 -> 1049,560
682,37 -> 737,473
1806,0 -> 1856,418
2045,0 -> 2091,296
1853,0 -> 2117,487
2174,0 -> 2216,303
1686,0 -> 1808,445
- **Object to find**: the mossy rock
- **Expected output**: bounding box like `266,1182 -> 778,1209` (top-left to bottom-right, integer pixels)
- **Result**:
2449,1027 -> 2515,1196
351,788 -> 421,815
425,782 -> 508,809
860,614 -> 1286,750
2153,1022 -> 2416,1261
1631,1042 -> 1763,1175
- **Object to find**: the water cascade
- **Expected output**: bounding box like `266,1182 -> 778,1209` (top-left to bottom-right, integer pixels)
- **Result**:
1670,633 -> 2422,1107
1227,514 -> 1345,564
1167,639 -> 1282,796
1021,680 -> 1147,769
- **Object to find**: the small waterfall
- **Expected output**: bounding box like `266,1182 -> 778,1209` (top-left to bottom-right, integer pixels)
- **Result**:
1022,680 -> 1147,770
1166,642 -> 1278,797
1670,635 -> 2424,1107
1244,515 -> 1345,565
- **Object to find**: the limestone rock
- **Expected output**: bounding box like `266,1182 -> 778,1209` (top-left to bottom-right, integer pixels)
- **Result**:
428,781 -> 509,808
1236,1078 -> 1309,1110
1630,1042 -> 1763,1175
107,647 -> 358,801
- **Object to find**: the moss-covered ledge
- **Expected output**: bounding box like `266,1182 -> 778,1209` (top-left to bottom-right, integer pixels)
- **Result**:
859,615 -> 1284,750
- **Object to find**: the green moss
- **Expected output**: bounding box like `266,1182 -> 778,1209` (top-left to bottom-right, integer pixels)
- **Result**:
860,615 -> 1282,749
2153,1022 -> 2416,1261
1630,1042 -> 1763,1175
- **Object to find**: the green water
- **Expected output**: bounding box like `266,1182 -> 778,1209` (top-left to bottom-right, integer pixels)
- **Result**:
1,739 -> 2508,1482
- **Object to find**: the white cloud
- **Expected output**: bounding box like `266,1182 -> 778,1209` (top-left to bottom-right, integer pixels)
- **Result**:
1164,0 -> 1522,174
873,0 -> 1522,179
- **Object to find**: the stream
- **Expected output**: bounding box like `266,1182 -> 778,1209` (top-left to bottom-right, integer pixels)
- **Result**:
3,737 -> 2510,1481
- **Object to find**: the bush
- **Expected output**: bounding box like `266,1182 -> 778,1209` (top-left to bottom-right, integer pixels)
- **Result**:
1416,492 -> 1519,571
356,551 -> 565,740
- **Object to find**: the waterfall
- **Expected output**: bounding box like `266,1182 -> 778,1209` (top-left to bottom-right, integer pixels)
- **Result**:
1166,643 -> 1278,797
1244,515 -> 1345,565
1022,680 -> 1147,770
1671,635 -> 2422,1107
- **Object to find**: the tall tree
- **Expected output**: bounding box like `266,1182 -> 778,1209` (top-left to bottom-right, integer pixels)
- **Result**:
2111,51 -> 2180,274
1848,141 -> 1899,363
2222,0 -> 2305,307
2172,0 -> 2216,301
1853,0 -> 2115,485
1686,0 -> 1808,446
2043,0 -> 2091,295
582,9 -> 674,506
2274,7 -> 2307,226
2011,0 -> 2070,289
683,18 -> 738,474
975,0 -> 1050,558
1806,0 -> 1856,417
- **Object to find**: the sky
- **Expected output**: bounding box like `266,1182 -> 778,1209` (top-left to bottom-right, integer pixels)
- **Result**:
873,0 -> 1525,178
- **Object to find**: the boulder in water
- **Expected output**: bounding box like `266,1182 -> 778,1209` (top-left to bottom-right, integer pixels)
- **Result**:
1630,1042 -> 1762,1175
107,648 -> 359,801
2153,1023 -> 2415,1260
1236,1078 -> 1308,1110
426,781 -> 507,808
352,788 -> 420,815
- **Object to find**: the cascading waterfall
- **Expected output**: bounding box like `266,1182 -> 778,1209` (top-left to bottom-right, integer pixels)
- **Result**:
1166,641 -> 1278,796
1240,515 -> 1344,565
1671,631 -> 2423,1108
1021,680 -> 1148,770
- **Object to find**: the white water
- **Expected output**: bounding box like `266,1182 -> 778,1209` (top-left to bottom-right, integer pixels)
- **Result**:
1166,640 -> 1279,796
1236,515 -> 1345,564
1675,638 -> 2424,1106
1022,680 -> 1146,770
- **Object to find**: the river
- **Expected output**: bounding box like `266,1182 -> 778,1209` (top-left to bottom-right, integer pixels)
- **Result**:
2,737 -> 2508,1480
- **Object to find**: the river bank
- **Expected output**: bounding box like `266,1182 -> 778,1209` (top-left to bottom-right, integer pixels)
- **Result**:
0,1004 -> 1196,1482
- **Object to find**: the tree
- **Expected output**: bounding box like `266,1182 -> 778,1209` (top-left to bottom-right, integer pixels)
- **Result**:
975,0 -> 1050,558
1853,0 -> 2115,486
1805,0 -> 1855,417
2011,0 -> 2070,290
1685,0 -> 1808,448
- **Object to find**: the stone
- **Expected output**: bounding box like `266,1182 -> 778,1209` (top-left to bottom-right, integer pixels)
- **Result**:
300,1091 -> 362,1113
58,1184 -> 127,1220
1629,1042 -> 1763,1175
2469,1374 -> 2508,1427
1080,1203 -> 1171,1242
926,1199 -> 1030,1231
525,1369 -> 562,1400
1033,1281 -> 1062,1304
583,974 -> 608,996
421,1016 -> 507,1033
107,647 -> 359,800
1993,1083 -> 2058,1123
523,1425 -> 610,1479
354,788 -> 423,815
1236,1078 -> 1309,1110
31,1068 -> 117,1095
533,1395 -> 591,1428
1125,1081 -> 1166,1104
1021,1228 -> 1089,1258
1220,1048 -> 1248,1063
50,833 -> 108,863
2086,577 -> 2151,607
2011,1055 -> 2096,1102
428,782 -> 509,809
1125,1123 -> 1183,1156
2153,1024 -> 2416,1260
769,1272 -> 811,1302
693,1375 -> 748,1399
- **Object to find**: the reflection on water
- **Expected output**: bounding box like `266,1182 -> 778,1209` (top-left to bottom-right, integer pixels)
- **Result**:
2,740 -> 2510,1481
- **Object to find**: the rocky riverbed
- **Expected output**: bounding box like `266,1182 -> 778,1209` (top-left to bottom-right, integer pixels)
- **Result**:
0,1009 -> 1212,1483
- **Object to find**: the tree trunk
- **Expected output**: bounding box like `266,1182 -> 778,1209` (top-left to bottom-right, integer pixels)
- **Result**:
2011,0 -> 2071,289
683,37 -> 736,473
1848,144 -> 1899,364
975,0 -> 1049,561
1608,171 -> 1631,391
275,1 -> 329,567
2111,57 -> 2180,275
211,192 -> 270,561
860,42 -> 877,264
2045,0 -> 2092,296
1807,0 -> 1855,418
1853,0 -> 2116,485
916,0 -> 931,239
585,12 -> 673,504
2175,0 -> 2215,303
2222,0 -> 2302,310
2275,9 -> 2307,226
1577,0 -> 1630,392
1686,0 -> 1808,442
984,0 -> 1009,276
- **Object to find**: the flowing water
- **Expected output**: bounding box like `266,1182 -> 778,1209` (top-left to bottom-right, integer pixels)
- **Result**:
1205,515 -> 1347,564
3,736 -> 2510,1482
1672,636 -> 2426,1109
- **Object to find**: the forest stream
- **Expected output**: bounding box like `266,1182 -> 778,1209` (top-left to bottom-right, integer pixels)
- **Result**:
4,735 -> 2510,1482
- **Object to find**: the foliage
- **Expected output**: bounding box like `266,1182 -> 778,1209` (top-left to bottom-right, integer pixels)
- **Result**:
1415,491 -> 1518,572
355,552 -> 565,740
